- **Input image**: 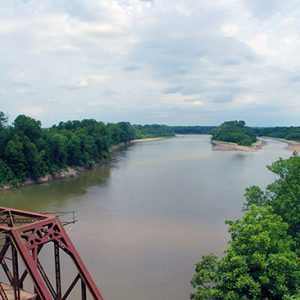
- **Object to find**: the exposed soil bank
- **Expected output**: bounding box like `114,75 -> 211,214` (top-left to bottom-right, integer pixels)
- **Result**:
262,137 -> 300,153
0,137 -> 164,191
211,139 -> 266,152
0,166 -> 90,191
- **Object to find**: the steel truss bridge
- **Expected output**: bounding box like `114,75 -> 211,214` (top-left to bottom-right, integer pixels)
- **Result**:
0,206 -> 104,300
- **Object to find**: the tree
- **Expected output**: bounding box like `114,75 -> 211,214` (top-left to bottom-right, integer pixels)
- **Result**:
191,254 -> 219,300
0,115 -> 174,186
0,160 -> 16,185
244,154 -> 300,249
48,133 -> 68,169
243,186 -> 266,210
13,115 -> 42,142
0,111 -> 8,129
191,205 -> 300,300
253,126 -> 300,142
211,121 -> 256,146
4,134 -> 26,180
192,155 -> 300,300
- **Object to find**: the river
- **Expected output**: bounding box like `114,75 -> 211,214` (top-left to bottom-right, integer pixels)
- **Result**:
0,135 -> 291,300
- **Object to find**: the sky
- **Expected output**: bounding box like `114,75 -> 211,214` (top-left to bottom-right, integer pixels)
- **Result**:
0,0 -> 299,127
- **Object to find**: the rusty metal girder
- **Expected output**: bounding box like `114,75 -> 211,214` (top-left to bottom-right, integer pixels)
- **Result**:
0,206 -> 104,300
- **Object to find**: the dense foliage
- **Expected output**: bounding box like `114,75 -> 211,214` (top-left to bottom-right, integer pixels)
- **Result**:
244,154 -> 300,250
133,124 -> 174,139
0,113 -> 174,187
172,126 -> 215,135
133,125 -> 216,136
211,121 -> 257,146
253,127 -> 300,142
191,154 -> 300,300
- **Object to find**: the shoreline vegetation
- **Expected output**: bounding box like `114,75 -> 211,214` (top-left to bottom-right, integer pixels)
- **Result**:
0,137 -> 165,191
0,112 -> 175,191
0,113 -> 299,191
210,120 -> 300,153
4,134 -> 298,191
211,137 -> 300,153
191,154 -> 300,300
211,120 -> 257,147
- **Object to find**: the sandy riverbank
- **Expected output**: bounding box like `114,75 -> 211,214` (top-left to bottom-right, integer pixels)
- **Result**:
212,139 -> 266,152
110,137 -> 163,152
262,137 -> 300,152
131,137 -> 163,143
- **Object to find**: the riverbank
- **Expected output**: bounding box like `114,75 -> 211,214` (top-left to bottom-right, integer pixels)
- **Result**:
211,139 -> 266,152
0,166 -> 91,191
262,137 -> 300,152
131,137 -> 163,143
0,137 -> 165,191
110,137 -> 163,153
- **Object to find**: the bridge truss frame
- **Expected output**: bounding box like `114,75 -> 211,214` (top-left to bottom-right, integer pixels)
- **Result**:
0,206 -> 104,300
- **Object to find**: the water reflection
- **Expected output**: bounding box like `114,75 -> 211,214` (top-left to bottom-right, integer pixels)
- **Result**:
0,163 -> 112,211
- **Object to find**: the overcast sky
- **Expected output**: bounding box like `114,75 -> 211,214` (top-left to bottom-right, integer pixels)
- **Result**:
0,0 -> 299,126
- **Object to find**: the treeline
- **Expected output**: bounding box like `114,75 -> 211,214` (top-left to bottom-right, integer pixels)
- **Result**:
133,124 -> 174,138
211,120 -> 257,146
0,112 -> 174,187
171,126 -> 215,134
253,126 -> 300,141
210,121 -> 300,144
135,125 -> 216,136
171,125 -> 300,142
191,154 -> 300,300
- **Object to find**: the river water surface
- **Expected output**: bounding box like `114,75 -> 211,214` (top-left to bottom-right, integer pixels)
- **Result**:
0,135 -> 291,300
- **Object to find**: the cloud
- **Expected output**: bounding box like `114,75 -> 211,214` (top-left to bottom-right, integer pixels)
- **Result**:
123,64 -> 140,72
0,0 -> 299,126
61,79 -> 89,90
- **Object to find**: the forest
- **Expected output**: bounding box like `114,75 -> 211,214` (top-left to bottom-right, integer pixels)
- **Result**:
1,113 -> 299,187
171,126 -> 215,134
211,121 -> 257,146
191,154 -> 300,300
210,121 -> 300,146
133,124 -> 174,138
171,124 -> 300,142
253,127 -> 300,141
0,112 -> 174,187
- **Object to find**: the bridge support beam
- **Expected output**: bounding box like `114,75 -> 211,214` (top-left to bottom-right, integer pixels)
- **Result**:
0,206 -> 104,300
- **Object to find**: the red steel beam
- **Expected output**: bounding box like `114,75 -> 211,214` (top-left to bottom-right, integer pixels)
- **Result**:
0,206 -> 104,300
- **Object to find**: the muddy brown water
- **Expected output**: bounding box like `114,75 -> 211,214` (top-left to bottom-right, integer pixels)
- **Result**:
0,135 -> 291,300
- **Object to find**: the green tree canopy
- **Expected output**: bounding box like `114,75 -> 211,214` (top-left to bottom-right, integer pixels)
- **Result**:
191,206 -> 300,300
0,112 -> 8,129
192,155 -> 300,300
0,114 -> 174,187
211,120 -> 257,146
13,115 -> 42,142
244,153 -> 300,249
253,127 -> 300,142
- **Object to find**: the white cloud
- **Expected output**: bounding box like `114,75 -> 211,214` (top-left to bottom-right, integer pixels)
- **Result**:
0,0 -> 299,126
61,79 -> 89,90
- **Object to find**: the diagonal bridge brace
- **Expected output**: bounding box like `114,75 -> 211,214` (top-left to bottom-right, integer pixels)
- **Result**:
0,206 -> 104,300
